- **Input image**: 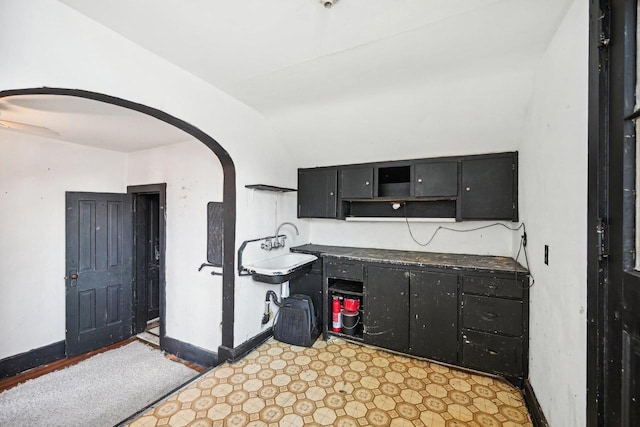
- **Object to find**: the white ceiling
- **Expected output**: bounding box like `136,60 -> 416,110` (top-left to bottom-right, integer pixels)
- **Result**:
1,1 -> 574,153
0,95 -> 192,152
59,0 -> 573,115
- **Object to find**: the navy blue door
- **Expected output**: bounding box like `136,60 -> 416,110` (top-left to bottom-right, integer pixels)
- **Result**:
65,192 -> 133,356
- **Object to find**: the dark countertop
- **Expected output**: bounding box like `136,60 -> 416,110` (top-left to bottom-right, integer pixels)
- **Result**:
291,244 -> 528,274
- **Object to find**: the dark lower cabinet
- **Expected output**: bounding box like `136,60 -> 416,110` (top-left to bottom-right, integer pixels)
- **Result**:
461,329 -> 523,377
460,273 -> 528,382
364,266 -> 409,352
462,294 -> 523,336
409,271 -> 458,364
310,248 -> 529,385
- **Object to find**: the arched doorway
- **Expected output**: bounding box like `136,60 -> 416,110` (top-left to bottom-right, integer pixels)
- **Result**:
0,87 -> 236,357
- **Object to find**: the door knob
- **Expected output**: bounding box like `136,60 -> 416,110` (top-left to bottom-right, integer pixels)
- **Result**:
66,272 -> 78,287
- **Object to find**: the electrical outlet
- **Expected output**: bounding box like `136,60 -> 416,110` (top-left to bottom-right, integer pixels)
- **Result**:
544,245 -> 549,265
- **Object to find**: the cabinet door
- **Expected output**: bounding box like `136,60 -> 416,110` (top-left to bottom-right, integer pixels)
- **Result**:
364,266 -> 409,352
298,168 -> 338,218
409,271 -> 458,364
341,167 -> 374,199
414,161 -> 458,197
460,155 -> 516,220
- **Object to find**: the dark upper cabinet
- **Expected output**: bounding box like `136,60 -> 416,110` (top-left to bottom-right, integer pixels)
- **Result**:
460,154 -> 517,221
414,161 -> 458,197
364,266 -> 409,352
298,168 -> 338,218
341,167 -> 374,199
298,151 -> 517,221
409,271 -> 458,364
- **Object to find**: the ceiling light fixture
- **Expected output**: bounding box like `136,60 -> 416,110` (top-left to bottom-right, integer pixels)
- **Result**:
322,0 -> 338,9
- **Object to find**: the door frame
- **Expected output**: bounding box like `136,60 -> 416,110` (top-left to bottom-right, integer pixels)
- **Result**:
587,1 -> 609,424
128,184 -> 167,344
0,87 -> 237,351
588,0 -> 640,424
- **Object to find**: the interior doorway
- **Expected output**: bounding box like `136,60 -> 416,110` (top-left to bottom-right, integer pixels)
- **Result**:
0,87 -> 237,359
129,184 -> 167,347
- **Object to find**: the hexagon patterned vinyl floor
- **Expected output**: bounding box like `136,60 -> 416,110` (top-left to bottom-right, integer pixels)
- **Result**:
128,338 -> 532,427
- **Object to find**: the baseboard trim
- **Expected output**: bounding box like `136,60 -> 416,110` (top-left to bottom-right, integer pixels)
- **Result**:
162,336 -> 218,368
218,327 -> 273,363
524,379 -> 550,427
0,340 -> 66,379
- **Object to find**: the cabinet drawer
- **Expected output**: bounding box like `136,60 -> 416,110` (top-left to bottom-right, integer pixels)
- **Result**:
461,329 -> 523,377
462,295 -> 522,336
462,275 -> 523,299
325,261 -> 363,281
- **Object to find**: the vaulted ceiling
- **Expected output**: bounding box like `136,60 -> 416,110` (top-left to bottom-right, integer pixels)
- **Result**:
59,0 -> 573,116
1,0 -> 575,154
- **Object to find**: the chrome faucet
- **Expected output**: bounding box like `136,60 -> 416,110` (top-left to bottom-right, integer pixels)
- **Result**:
276,222 -> 299,239
261,222 -> 299,250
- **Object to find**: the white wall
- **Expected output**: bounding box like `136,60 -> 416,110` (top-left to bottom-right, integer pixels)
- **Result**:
268,32 -> 538,257
518,0 -> 587,425
0,132 -> 127,359
0,0 -> 306,350
127,141 -> 224,352
308,220 -> 516,257
270,57 -> 537,168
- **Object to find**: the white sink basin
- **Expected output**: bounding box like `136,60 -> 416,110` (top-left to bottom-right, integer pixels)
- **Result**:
244,253 -> 318,283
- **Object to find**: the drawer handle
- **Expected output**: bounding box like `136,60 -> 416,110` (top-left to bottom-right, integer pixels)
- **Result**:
481,312 -> 499,321
487,349 -> 498,356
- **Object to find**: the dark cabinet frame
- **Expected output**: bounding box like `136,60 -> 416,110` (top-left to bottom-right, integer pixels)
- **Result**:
319,256 -> 529,386
298,151 -> 518,221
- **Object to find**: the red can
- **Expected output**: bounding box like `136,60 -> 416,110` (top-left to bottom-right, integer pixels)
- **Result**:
332,296 -> 342,332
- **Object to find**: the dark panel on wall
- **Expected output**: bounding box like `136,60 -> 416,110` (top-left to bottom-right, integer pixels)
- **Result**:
207,202 -> 224,266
